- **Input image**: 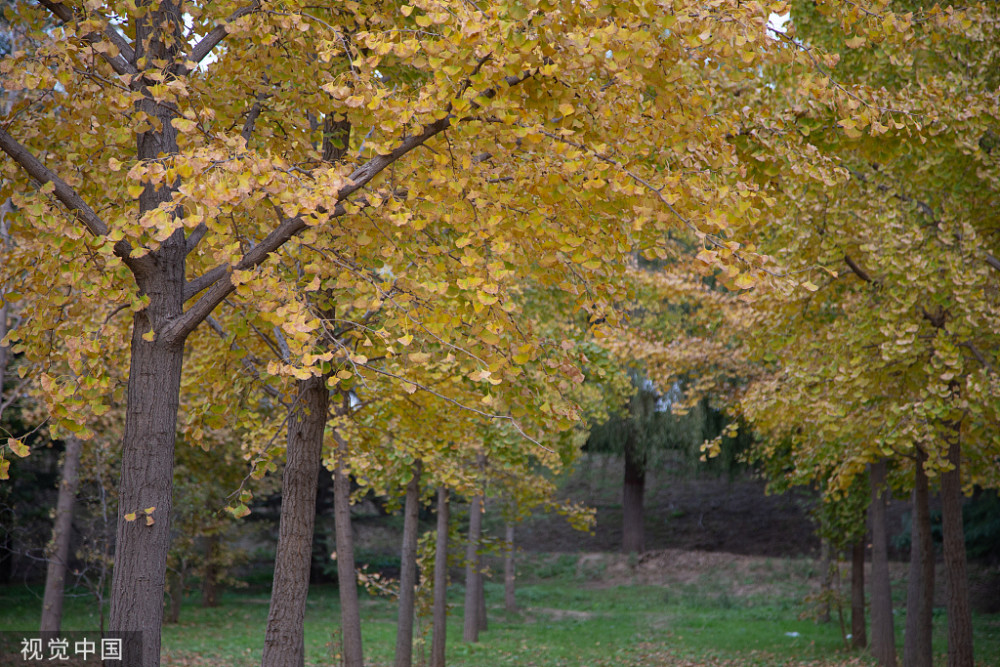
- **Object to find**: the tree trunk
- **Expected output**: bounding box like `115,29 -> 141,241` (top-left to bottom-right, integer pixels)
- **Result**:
394,460 -> 423,667
463,495 -> 484,643
0,199 -> 11,418
817,537 -> 832,624
504,522 -> 516,612
869,460 -> 897,667
621,434 -> 645,554
261,376 -> 329,667
430,487 -> 449,667
851,540 -> 867,649
108,5 -> 189,665
202,533 -> 220,608
332,429 -> 364,667
941,434 -> 974,667
109,299 -> 187,666
166,565 -> 184,624
903,447 -> 934,667
40,435 -> 83,632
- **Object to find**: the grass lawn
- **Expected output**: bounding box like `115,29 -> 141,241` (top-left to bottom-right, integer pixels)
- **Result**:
1,552 -> 998,666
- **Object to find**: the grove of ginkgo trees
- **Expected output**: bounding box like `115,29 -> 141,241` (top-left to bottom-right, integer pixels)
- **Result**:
0,0 -> 805,665
731,3 -> 999,667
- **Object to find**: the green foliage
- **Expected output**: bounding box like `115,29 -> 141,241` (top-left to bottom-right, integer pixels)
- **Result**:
586,373 -> 747,477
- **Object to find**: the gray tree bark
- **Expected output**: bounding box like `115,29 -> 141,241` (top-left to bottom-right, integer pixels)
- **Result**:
504,522 -> 517,612
851,540 -> 867,649
394,460 -> 423,667
261,376 -> 329,667
40,435 -> 84,632
903,447 -> 934,667
333,429 -> 364,667
430,487 -> 449,667
941,434 -> 974,667
463,495 -> 484,643
869,460 -> 897,667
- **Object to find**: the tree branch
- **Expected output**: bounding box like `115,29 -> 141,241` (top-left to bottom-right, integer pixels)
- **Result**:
161,69 -> 534,344
182,0 -> 263,75
0,126 -> 146,273
36,0 -> 137,76
984,251 -> 1000,273
844,254 -> 876,284
184,264 -> 228,301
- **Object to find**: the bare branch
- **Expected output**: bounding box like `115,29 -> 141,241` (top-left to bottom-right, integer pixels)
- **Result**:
185,223 -> 208,257
844,254 -> 876,284
0,126 -> 145,273
241,100 -> 264,145
182,0 -> 263,74
184,264 -> 228,301
36,0 -> 137,76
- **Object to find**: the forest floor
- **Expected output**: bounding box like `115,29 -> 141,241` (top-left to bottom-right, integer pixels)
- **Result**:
2,456 -> 999,665
2,547 -> 999,666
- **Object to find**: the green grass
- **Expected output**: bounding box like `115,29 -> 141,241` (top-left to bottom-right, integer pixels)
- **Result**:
1,556 -> 998,667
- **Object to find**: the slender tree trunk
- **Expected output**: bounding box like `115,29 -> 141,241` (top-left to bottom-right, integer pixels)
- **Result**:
463,495 -> 484,642
332,429 -> 364,667
476,561 -> 487,632
504,521 -> 517,612
903,447 -> 934,667
869,460 -> 897,667
851,540 -> 867,649
430,487 -> 449,667
817,537 -> 832,624
202,533 -> 219,608
0,199 -> 11,416
621,434 -> 645,554
40,435 -> 83,632
941,433 -> 974,667
166,565 -> 184,624
261,376 -> 329,667
394,460 -> 423,667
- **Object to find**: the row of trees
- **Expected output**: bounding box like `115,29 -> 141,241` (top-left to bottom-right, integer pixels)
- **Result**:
1,1 -> 997,667
0,0 -> 795,665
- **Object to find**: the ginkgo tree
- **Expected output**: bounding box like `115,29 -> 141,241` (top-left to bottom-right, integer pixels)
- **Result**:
1,0 -> 822,664
732,3 -> 1000,666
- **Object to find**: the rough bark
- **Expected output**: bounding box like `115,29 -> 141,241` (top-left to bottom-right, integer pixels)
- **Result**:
504,522 -> 517,612
621,433 -> 646,554
261,375 -> 329,667
430,487 -> 449,667
394,460 -> 423,667
105,4 -> 190,665
202,533 -> 220,608
941,434 -> 974,667
869,460 -> 897,667
851,540 -> 867,649
463,495 -> 484,643
903,447 -> 935,667
40,435 -> 83,632
333,429 -> 364,667
109,297 -> 187,666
